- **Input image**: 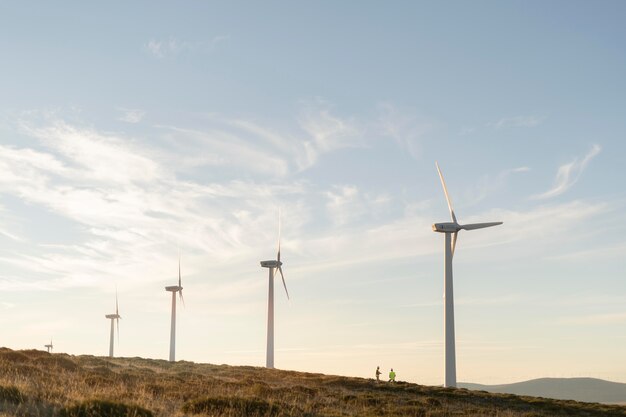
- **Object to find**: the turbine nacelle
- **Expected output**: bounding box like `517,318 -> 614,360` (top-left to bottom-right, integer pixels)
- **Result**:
432,222 -> 462,233
105,314 -> 121,319
260,260 -> 282,268
165,285 -> 183,292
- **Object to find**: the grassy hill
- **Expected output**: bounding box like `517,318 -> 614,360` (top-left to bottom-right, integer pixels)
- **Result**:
1,347 -> 625,417
460,378 -> 626,404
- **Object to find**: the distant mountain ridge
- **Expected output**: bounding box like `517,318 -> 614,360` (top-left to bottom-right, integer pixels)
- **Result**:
460,377 -> 626,404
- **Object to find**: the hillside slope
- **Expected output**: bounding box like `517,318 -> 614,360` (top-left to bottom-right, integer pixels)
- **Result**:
460,378 -> 626,404
0,347 -> 625,417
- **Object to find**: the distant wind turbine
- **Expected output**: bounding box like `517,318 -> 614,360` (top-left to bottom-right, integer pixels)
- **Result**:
260,211 -> 290,369
432,162 -> 502,388
105,289 -> 121,358
44,339 -> 53,353
165,256 -> 185,362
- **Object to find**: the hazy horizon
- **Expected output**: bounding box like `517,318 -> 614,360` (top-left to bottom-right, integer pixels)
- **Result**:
1,1 -> 625,386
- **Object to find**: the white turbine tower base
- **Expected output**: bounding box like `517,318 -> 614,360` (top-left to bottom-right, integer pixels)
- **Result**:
260,211 -> 290,369
432,162 -> 502,388
165,256 -> 185,362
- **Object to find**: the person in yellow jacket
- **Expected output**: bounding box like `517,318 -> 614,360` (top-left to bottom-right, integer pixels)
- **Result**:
388,368 -> 396,382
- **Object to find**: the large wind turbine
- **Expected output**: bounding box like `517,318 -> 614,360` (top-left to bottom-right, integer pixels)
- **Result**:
260,212 -> 290,369
165,256 -> 184,362
44,339 -> 53,353
105,290 -> 121,358
432,162 -> 502,388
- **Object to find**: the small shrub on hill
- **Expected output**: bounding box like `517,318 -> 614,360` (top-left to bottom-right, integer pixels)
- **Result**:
0,385 -> 25,404
59,399 -> 153,417
33,355 -> 79,371
20,349 -> 50,359
182,396 -> 280,416
0,351 -> 30,363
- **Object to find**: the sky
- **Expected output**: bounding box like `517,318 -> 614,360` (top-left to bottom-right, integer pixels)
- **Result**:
1,1 -> 625,386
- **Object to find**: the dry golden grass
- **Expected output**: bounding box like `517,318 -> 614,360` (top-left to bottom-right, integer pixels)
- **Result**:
1,347 -> 625,417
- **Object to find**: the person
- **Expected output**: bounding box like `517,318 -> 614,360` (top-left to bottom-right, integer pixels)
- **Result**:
375,366 -> 381,382
388,368 -> 396,382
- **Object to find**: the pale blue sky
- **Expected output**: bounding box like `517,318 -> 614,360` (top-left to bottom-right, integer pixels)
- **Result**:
1,2 -> 625,385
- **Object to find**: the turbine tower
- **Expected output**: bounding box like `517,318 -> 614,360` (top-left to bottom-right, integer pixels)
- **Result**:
260,212 -> 290,369
44,339 -> 53,353
432,162 -> 502,388
105,290 -> 121,358
165,256 -> 184,362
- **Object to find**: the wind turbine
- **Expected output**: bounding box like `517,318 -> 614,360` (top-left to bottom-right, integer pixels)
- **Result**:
165,256 -> 184,362
105,289 -> 121,358
432,162 -> 502,388
260,212 -> 290,369
44,339 -> 53,353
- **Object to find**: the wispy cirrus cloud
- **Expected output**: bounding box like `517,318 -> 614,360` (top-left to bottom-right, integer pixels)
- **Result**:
18,120 -> 161,184
160,125 -> 291,177
462,166 -> 530,207
118,108 -> 146,124
325,185 -> 390,226
0,106 -> 363,292
146,35 -> 230,58
376,102 -> 433,160
0,118 -> 301,290
487,115 -> 544,129
558,312 -> 626,325
0,113 -> 613,302
178,101 -> 363,174
532,144 -> 601,200
297,100 -> 362,168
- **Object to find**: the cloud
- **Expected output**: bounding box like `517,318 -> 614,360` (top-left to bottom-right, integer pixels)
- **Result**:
0,115 -> 613,302
118,108 -> 146,124
0,116 -> 325,293
487,115 -> 544,129
532,144 -> 601,200
325,185 -> 390,226
0,228 -> 22,241
18,120 -> 161,184
210,35 -> 230,47
546,242 -> 626,262
459,126 -> 476,136
462,166 -> 530,207
297,100 -> 362,169
376,102 -> 433,160
402,294 -> 523,308
184,102 -> 363,173
160,125 -> 291,177
558,312 -> 626,325
146,35 -> 229,58
146,40 -> 168,58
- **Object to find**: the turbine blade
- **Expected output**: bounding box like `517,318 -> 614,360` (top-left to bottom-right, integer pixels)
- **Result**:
462,222 -> 503,230
436,162 -> 458,224
277,208 -> 281,262
179,290 -> 185,308
278,266 -> 290,300
451,231 -> 458,257
116,318 -> 120,346
115,287 -> 119,316
178,255 -> 182,288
